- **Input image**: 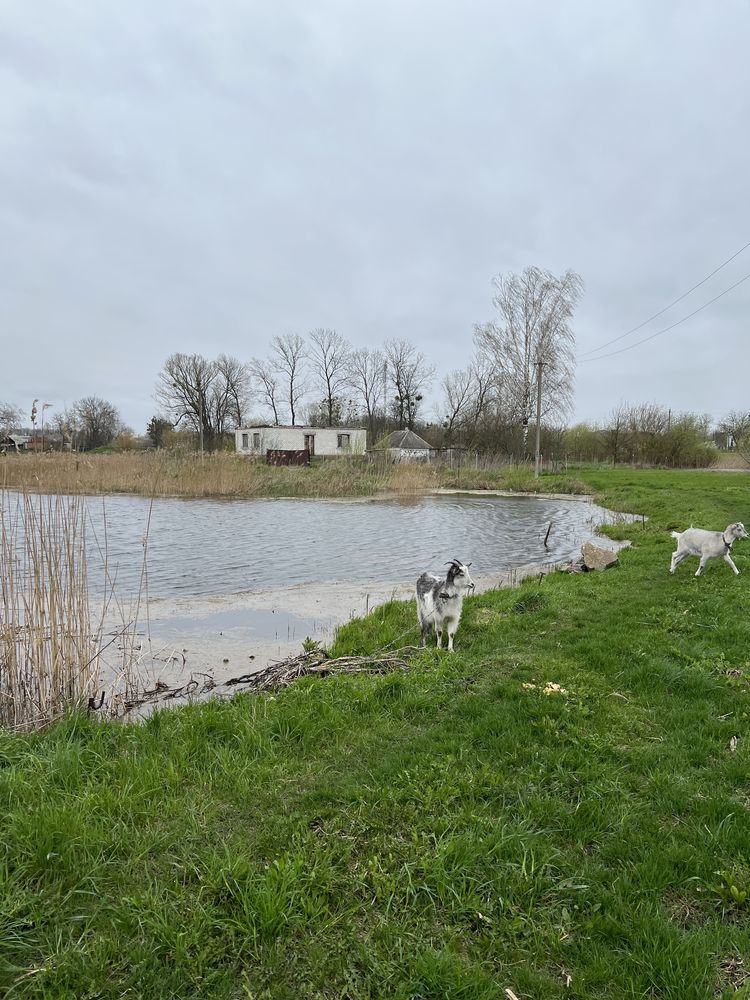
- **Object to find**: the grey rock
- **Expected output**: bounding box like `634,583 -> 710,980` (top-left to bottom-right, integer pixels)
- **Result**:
581,542 -> 619,571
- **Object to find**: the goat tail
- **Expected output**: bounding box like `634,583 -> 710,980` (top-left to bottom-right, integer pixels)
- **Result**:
670,530 -> 681,539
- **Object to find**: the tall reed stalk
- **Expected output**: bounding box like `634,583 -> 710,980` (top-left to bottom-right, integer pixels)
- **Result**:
0,489 -> 100,730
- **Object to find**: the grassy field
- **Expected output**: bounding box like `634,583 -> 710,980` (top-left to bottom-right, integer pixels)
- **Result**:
1,469 -> 749,998
0,450 -> 588,498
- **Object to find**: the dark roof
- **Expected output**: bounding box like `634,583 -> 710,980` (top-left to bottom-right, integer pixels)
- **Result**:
385,430 -> 433,450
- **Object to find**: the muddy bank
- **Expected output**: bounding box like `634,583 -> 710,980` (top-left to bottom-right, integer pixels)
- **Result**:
103,544 -> 629,716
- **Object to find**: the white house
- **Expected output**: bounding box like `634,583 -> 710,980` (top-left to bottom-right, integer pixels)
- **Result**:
235,425 -> 367,458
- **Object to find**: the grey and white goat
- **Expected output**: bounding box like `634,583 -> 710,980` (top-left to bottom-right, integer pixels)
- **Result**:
416,559 -> 475,651
669,522 -> 748,577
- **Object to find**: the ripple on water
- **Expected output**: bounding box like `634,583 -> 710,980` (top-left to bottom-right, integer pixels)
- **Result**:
73,492 -> 619,599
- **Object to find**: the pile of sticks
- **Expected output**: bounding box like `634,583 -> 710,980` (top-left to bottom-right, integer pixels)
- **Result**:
224,646 -> 418,692
97,645 -> 419,717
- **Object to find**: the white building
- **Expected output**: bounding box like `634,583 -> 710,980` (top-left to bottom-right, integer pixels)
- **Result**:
379,429 -> 435,462
235,425 -> 367,458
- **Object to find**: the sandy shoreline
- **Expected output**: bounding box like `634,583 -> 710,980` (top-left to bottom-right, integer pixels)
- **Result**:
104,550 -> 619,712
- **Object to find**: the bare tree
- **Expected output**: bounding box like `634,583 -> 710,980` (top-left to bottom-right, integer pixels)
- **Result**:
441,354 -> 506,449
0,402 -> 22,436
308,328 -> 351,426
271,334 -> 308,426
348,348 -> 385,439
384,338 -> 435,430
73,397 -> 122,450
215,354 -> 251,430
440,368 -> 474,445
54,406 -> 81,450
474,266 -> 583,453
155,354 -> 220,450
628,402 -> 668,463
718,410 -> 750,459
249,358 -> 281,426
156,352 -> 251,449
602,403 -> 628,464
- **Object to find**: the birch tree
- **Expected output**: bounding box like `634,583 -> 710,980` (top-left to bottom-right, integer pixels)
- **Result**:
308,328 -> 351,426
474,267 -> 583,451
249,358 -> 281,426
215,354 -> 251,430
271,334 -> 308,426
349,348 -> 385,439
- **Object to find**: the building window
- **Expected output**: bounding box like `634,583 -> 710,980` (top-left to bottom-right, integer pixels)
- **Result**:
241,433 -> 249,449
337,433 -> 350,448
253,433 -> 260,448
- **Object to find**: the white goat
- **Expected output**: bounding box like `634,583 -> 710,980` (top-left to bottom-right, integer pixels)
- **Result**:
416,559 -> 475,651
669,522 -> 748,577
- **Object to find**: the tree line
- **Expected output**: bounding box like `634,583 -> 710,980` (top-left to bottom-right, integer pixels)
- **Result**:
2,265 -> 747,462
154,266 -> 584,453
0,397 -> 128,451
562,404 -> 750,468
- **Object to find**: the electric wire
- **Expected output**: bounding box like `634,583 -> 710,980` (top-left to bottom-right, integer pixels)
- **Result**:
579,269 -> 750,363
578,239 -> 750,359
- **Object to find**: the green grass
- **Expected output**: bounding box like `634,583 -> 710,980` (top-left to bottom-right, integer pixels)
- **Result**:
1,469 -> 750,998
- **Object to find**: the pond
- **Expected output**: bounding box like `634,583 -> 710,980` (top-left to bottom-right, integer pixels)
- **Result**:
84,491 -> 619,599
5,489 -> 628,700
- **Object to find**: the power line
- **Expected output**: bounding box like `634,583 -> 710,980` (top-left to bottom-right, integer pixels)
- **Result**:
578,239 -> 750,359
578,269 -> 750,363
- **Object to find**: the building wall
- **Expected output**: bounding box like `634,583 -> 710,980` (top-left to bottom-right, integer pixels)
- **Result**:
235,427 -> 366,457
389,447 -> 433,463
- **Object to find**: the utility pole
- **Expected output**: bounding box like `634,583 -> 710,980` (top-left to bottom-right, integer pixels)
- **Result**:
534,359 -> 544,479
41,402 -> 51,452
199,394 -> 204,456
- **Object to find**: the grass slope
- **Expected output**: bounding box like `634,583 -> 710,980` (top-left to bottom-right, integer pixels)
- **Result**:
1,469 -> 749,999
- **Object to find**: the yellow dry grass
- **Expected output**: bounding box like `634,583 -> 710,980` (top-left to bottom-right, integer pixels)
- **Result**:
0,451 -> 445,498
0,489 -> 99,730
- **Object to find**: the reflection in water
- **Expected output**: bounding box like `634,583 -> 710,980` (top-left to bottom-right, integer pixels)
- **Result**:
74,492 -> 617,599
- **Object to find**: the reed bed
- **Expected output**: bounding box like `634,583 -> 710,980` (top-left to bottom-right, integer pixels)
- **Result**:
0,451 -> 588,498
0,487 -> 153,730
0,489 -> 101,730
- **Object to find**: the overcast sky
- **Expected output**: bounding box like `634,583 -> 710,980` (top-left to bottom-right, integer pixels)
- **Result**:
2,0 -> 748,433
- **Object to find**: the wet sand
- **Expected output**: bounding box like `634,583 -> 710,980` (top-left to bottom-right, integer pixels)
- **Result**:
103,550 -> 623,708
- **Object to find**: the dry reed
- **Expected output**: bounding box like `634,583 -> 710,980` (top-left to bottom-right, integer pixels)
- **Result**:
0,489 -> 101,730
0,486 -> 155,729
0,451 -> 447,499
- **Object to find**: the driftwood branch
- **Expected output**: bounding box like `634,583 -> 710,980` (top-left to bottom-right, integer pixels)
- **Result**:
225,646 -> 417,691
115,646 -> 419,714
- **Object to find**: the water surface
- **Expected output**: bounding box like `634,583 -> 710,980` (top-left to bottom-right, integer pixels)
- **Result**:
79,492 -> 617,599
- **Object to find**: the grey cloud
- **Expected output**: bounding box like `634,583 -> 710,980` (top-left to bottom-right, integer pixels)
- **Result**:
1,0 -> 749,432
